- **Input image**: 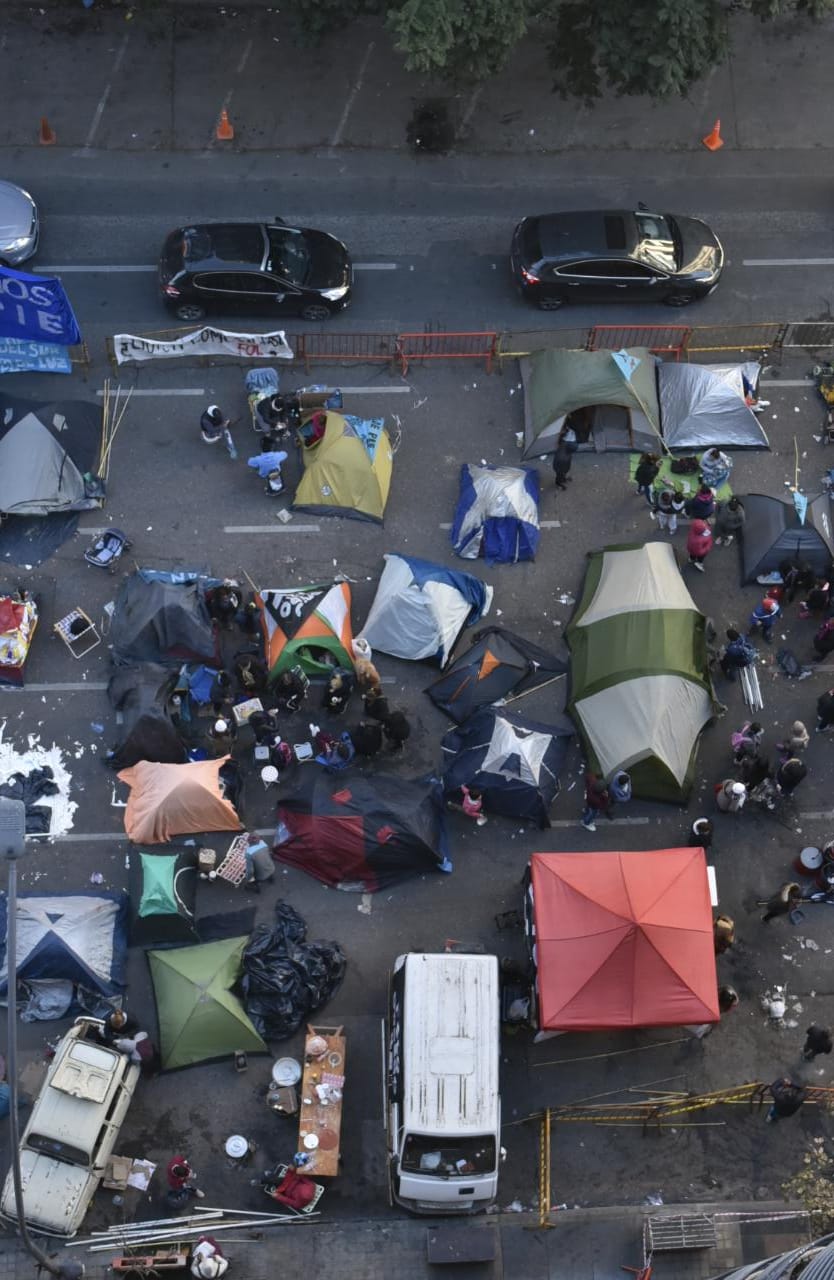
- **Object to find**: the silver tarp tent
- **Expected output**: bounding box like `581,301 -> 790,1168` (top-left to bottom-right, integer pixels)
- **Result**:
658,362 -> 769,450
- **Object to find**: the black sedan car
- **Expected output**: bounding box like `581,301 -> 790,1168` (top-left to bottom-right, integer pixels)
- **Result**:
510,209 -> 723,310
159,220 -> 352,322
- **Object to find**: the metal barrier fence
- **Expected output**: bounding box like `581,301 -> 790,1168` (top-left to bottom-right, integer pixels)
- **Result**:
782,321 -> 834,351
685,322 -> 784,355
396,330 -> 498,375
587,324 -> 691,357
289,330 -> 400,373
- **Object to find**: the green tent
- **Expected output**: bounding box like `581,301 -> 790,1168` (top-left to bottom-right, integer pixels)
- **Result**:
148,936 -> 267,1070
566,541 -> 717,803
520,347 -> 662,457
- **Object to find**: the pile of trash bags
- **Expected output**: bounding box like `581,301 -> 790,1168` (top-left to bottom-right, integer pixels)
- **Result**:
240,901 -> 346,1040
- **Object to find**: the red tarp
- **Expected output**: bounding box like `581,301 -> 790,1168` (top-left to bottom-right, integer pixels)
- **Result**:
530,848 -> 718,1031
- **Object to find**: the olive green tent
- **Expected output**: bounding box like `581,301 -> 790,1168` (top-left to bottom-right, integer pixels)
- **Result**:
293,411 -> 393,523
520,347 -> 662,457
148,936 -> 267,1070
566,541 -> 717,802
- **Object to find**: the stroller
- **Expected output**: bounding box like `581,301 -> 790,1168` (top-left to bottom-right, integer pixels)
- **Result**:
84,528 -> 131,572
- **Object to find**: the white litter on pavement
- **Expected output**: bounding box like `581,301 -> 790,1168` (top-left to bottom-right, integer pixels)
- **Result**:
0,722 -> 78,837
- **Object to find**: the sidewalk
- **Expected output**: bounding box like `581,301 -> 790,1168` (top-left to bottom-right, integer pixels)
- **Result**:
3,4 -> 834,156
0,1202 -> 813,1279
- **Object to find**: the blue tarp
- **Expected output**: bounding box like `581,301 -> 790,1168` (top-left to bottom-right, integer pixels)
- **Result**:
0,266 -> 81,346
0,337 -> 72,374
402,554 -> 493,620
451,464 -> 540,564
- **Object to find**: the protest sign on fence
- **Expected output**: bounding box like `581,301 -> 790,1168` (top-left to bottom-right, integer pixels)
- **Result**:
0,267 -> 82,346
0,336 -> 72,374
112,327 -> 294,365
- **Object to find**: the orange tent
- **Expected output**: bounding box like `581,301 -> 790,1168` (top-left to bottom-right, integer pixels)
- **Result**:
118,758 -> 242,845
529,848 -> 718,1031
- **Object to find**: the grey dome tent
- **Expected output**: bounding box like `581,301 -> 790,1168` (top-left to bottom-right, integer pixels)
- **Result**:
658,362 -> 769,450
0,395 -> 103,517
742,492 -> 834,582
520,347 -> 661,458
110,573 -> 217,666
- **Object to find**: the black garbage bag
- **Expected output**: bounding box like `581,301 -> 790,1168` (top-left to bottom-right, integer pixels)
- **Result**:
240,900 -> 346,1041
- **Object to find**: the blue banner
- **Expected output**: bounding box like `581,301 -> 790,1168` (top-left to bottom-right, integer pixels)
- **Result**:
0,336 -> 72,375
0,266 -> 81,346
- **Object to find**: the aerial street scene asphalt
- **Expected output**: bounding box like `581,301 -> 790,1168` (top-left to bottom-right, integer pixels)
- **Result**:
6,2 -> 834,1279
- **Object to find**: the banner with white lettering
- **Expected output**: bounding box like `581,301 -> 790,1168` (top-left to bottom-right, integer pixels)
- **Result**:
0,337 -> 72,375
0,267 -> 82,346
112,327 -> 294,366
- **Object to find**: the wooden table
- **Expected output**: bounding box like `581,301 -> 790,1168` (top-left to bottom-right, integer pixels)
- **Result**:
295,1024 -> 345,1178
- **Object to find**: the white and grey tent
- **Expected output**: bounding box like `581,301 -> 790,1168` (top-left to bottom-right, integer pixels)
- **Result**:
0,396 -> 104,516
658,362 -> 769,450
742,493 -> 834,582
360,554 -> 493,667
0,891 -> 128,1018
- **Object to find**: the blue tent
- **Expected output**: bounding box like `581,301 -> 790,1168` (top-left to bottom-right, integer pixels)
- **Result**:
359,553 -> 493,667
0,892 -> 128,1001
451,464 -> 540,563
441,708 -> 574,827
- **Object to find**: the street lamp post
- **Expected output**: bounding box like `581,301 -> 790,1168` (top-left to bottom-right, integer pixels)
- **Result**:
1,797 -> 84,1280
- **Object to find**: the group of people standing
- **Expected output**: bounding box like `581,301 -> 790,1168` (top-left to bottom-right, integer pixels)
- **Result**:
633,448 -> 744,574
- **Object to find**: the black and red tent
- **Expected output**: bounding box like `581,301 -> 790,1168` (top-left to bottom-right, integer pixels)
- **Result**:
273,773 -> 451,892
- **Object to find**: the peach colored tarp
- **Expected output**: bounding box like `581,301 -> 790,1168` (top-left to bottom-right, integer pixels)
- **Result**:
118,757 -> 242,845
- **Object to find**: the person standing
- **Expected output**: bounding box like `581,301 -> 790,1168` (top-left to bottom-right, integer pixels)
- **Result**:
689,817 -> 714,851
653,489 -> 677,534
715,778 -> 747,814
775,756 -> 807,797
460,784 -> 488,826
166,1155 -> 205,1205
777,720 -> 810,755
608,771 -> 632,805
713,496 -> 745,546
383,709 -> 411,752
719,628 -> 756,681
713,915 -> 735,955
634,453 -> 661,508
803,1024 -> 833,1061
765,1077 -> 806,1123
817,689 -> 834,732
687,519 -> 713,573
686,483 -> 716,521
200,405 -> 236,458
749,597 -> 780,644
552,437 -> 573,491
761,882 -> 801,923
581,771 -> 611,832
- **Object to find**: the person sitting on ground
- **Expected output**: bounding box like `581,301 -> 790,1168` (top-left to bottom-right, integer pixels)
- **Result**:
207,716 -> 236,756
210,670 -> 234,715
775,756 -> 807,796
236,597 -> 262,637
314,730 -> 355,771
349,720 -> 383,757
713,496 -> 745,546
460,784 -> 487,826
322,668 -> 355,716
207,584 -> 241,631
275,666 -> 308,714
249,708 -> 279,746
685,483 -> 716,521
363,688 -> 391,723
700,447 -> 733,490
191,1238 -> 228,1280
383,709 -> 411,752
719,628 -> 757,681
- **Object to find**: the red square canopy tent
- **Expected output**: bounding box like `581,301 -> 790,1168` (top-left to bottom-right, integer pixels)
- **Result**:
528,848 -> 718,1031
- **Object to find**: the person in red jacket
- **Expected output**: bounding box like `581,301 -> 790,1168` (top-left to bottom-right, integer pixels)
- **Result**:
686,518 -> 713,572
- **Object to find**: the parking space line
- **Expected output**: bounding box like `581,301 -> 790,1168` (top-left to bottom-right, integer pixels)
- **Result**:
354,263 -> 398,271
41,262 -> 399,273
744,258 -> 834,266
14,682 -> 109,693
95,388 -> 205,397
439,521 -> 561,530
330,40 -> 375,149
83,31 -> 131,150
223,524 -> 321,533
760,379 -> 812,387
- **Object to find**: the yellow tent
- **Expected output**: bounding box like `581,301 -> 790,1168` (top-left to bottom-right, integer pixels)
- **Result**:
293,411 -> 392,523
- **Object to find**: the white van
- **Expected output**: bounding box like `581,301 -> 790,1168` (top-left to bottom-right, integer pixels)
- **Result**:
385,952 -> 502,1214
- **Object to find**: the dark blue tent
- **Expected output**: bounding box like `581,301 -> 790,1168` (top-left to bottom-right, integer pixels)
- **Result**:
451,464 -> 540,563
0,891 -> 128,999
442,709 -> 574,828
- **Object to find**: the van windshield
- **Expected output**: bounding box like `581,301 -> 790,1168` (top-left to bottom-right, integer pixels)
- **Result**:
27,1133 -> 89,1167
401,1133 -> 496,1177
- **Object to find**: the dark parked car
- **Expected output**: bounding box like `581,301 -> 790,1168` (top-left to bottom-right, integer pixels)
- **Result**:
510,209 -> 723,310
159,220 -> 352,322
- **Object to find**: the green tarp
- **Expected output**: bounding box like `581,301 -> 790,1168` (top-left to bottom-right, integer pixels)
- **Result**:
566,541 -> 717,802
148,936 -> 266,1070
138,852 -> 178,918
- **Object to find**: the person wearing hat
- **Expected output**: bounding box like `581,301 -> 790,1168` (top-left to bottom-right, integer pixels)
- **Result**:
749,596 -> 780,644
608,771 -> 632,805
191,1239 -> 228,1280
200,405 -> 228,444
689,817 -> 714,851
207,716 -> 236,757
715,778 -> 747,814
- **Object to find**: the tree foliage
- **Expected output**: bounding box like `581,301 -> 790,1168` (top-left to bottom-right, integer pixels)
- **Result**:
387,0 -> 529,82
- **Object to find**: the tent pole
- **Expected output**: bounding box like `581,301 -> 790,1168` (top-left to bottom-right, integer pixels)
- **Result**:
504,674 -> 566,705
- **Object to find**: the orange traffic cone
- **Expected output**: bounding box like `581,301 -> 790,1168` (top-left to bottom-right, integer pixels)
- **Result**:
702,119 -> 723,151
216,108 -> 234,141
39,116 -> 56,146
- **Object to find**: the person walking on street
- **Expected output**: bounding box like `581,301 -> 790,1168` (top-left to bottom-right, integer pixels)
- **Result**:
719,628 -> 757,681
761,882 -> 802,923
581,771 -> 612,832
715,778 -> 747,814
803,1024 -> 833,1060
713,496 -> 745,545
749,596 -> 780,644
552,438 -> 573,491
765,1077 -> 806,1123
200,405 -> 237,459
635,453 -> 661,508
687,519 -> 713,572
816,688 -> 834,732
166,1155 -> 205,1206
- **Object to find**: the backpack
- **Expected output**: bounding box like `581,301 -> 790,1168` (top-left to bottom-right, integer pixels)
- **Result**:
670,456 -> 699,475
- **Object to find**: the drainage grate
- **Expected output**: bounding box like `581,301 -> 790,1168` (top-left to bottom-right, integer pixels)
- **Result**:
646,1214 -> 717,1252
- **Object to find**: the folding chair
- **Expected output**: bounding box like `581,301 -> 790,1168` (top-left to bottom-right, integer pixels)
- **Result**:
53,607 -> 101,659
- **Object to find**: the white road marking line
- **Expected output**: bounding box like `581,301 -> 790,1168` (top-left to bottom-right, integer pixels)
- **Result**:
95,388 -> 205,397
41,832 -> 128,844
41,261 -> 398,273
760,379 -> 812,387
236,38 -> 253,75
83,31 -> 131,150
2,682 -> 108,693
799,810 -> 834,821
223,524 -> 321,533
353,263 -> 398,271
744,258 -> 834,267
330,39 -> 374,149
439,521 -> 561,530
550,817 -> 650,829
338,385 -> 410,394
